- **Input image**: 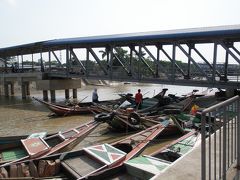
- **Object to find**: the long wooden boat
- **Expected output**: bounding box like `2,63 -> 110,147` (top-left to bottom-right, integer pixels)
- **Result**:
32,97 -> 95,116
32,96 -> 126,116
0,123 -> 168,179
0,120 -> 101,166
90,130 -> 199,180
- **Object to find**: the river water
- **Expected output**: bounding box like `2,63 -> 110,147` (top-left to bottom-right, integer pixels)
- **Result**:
0,82 -> 207,153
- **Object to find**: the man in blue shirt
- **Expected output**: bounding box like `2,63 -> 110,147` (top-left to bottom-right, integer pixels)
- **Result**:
92,88 -> 99,103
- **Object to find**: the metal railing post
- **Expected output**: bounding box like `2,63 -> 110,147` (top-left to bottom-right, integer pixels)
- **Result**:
222,106 -> 227,180
237,100 -> 240,167
201,113 -> 206,180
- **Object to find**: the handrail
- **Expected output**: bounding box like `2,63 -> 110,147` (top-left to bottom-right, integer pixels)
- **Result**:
201,95 -> 240,180
202,95 -> 239,114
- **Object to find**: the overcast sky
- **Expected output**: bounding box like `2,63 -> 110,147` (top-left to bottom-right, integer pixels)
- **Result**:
1,0 -> 240,48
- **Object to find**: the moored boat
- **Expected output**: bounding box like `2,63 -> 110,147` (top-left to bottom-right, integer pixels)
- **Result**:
93,106 -> 186,135
118,88 -> 169,110
0,123 -> 168,179
32,97 -> 125,116
32,97 -> 95,116
89,130 -> 199,180
0,120 -> 102,166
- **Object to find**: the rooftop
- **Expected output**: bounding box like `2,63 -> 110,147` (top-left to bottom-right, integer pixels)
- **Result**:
1,24 -> 240,57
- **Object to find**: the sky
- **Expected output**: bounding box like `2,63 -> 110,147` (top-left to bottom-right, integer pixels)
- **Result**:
1,0 -> 240,48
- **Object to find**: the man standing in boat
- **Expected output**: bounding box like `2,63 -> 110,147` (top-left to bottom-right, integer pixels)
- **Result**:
135,89 -> 143,109
92,88 -> 99,103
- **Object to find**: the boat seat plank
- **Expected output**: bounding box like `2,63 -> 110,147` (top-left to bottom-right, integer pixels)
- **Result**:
84,144 -> 126,165
21,138 -> 50,158
125,156 -> 170,177
73,129 -> 79,133
135,132 -> 152,140
63,156 -> 103,177
61,130 -> 78,139
76,125 -> 89,132
138,134 -> 148,138
58,133 -> 65,140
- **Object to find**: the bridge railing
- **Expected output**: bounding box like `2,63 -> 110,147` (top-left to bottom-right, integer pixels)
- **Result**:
201,95 -> 240,180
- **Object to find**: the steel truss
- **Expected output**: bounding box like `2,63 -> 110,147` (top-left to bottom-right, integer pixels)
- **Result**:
1,39 -> 240,89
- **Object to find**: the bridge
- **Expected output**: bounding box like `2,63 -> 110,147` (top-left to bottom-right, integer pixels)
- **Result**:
1,25 -> 240,179
1,25 -> 240,99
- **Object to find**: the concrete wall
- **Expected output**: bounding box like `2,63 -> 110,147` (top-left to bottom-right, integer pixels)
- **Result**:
36,79 -> 81,90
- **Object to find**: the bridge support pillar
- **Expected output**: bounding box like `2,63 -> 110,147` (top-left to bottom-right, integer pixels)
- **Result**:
21,83 -> 27,99
73,89 -> 77,99
10,82 -> 14,95
4,83 -> 9,97
65,89 -> 70,99
26,82 -> 30,96
50,90 -> 56,102
43,90 -> 48,101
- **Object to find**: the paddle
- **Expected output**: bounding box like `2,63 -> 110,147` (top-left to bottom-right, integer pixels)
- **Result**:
79,95 -> 88,103
143,91 -> 149,97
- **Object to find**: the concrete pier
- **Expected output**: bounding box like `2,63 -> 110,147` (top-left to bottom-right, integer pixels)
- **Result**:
43,90 -> 48,101
0,75 -> 82,100
26,82 -> 30,96
36,79 -> 81,100
50,90 -> 56,101
72,89 -> 77,98
21,83 -> 27,99
4,83 -> 9,97
10,82 -> 14,95
65,89 -> 70,99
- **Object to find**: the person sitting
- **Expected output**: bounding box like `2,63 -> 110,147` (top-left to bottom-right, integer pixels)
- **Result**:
92,88 -> 99,103
135,89 -> 143,109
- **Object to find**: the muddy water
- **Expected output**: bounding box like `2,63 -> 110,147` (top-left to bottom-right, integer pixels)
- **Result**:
0,83 -> 205,153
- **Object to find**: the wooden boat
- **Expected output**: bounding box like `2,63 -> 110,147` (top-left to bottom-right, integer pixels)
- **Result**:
118,88 -> 169,110
90,130 -> 199,180
106,113 -> 183,135
32,97 -> 125,116
32,97 -> 96,116
0,123 -> 168,179
93,105 -> 185,135
0,120 -> 102,166
146,92 -> 198,116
